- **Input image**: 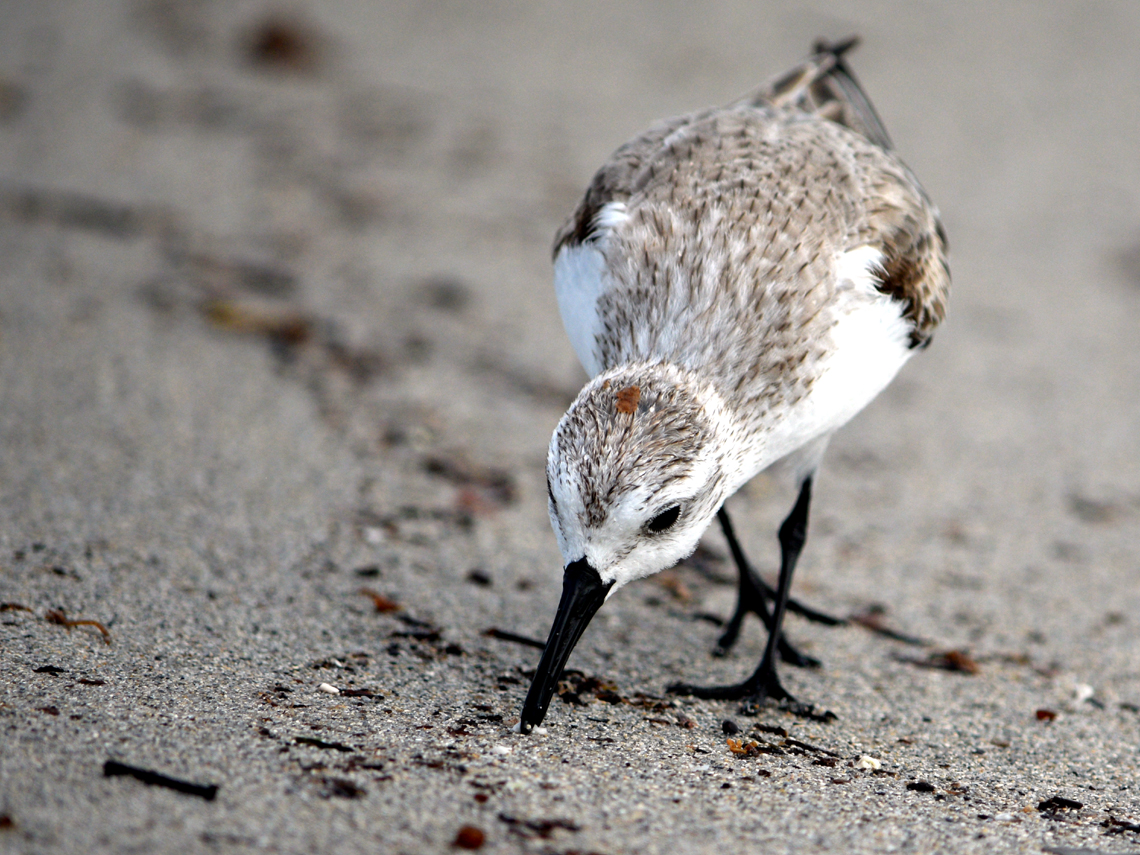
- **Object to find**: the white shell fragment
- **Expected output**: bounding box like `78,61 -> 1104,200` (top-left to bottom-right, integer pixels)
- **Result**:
1073,683 -> 1095,704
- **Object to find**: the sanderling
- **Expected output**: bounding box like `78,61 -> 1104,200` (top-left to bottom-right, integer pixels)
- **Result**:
519,37 -> 949,733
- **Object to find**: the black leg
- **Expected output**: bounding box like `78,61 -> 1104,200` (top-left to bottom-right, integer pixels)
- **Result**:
669,478 -> 818,712
713,507 -> 815,667
713,505 -> 844,666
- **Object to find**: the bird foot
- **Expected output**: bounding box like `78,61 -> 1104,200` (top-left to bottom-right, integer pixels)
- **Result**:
667,665 -> 792,710
714,633 -> 820,669
667,664 -> 836,720
787,596 -> 846,627
713,571 -> 830,667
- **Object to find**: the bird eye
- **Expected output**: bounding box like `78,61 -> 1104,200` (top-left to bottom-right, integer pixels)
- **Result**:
646,505 -> 681,534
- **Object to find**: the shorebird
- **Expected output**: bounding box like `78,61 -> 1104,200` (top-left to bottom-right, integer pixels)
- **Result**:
518,38 -> 949,733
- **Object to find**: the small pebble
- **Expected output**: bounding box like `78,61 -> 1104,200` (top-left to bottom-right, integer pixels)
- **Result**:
318,683 -> 340,695
453,825 -> 485,849
855,755 -> 882,770
466,568 -> 493,587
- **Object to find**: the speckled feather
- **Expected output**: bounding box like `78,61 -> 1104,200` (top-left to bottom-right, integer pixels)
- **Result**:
553,46 -> 948,356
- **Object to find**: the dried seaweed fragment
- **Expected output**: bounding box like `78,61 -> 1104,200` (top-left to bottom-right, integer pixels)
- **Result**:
45,609 -> 111,644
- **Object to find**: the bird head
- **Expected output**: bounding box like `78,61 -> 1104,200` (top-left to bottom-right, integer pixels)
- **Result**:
519,363 -> 732,732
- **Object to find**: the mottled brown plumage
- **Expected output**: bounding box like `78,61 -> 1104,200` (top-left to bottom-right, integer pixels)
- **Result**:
553,39 -> 949,354
521,39 -> 950,733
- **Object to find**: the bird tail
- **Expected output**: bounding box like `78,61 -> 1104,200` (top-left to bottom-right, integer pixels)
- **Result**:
736,36 -> 895,151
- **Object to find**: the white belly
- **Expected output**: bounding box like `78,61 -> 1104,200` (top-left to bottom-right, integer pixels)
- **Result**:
743,265 -> 915,487
553,242 -> 609,378
554,238 -> 916,488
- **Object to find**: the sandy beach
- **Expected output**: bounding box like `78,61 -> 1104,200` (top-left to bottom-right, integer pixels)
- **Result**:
2,3 -> 1139,853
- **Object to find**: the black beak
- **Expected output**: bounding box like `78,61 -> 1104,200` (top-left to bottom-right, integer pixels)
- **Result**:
519,558 -> 613,733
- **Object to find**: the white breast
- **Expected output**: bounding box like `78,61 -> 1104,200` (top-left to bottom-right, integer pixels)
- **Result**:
555,234 -> 915,492
552,202 -> 631,378
808,245 -> 915,433
553,243 -> 607,378
743,245 -> 915,485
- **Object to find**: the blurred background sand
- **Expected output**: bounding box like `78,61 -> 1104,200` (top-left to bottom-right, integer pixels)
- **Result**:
1,3 -> 1138,853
